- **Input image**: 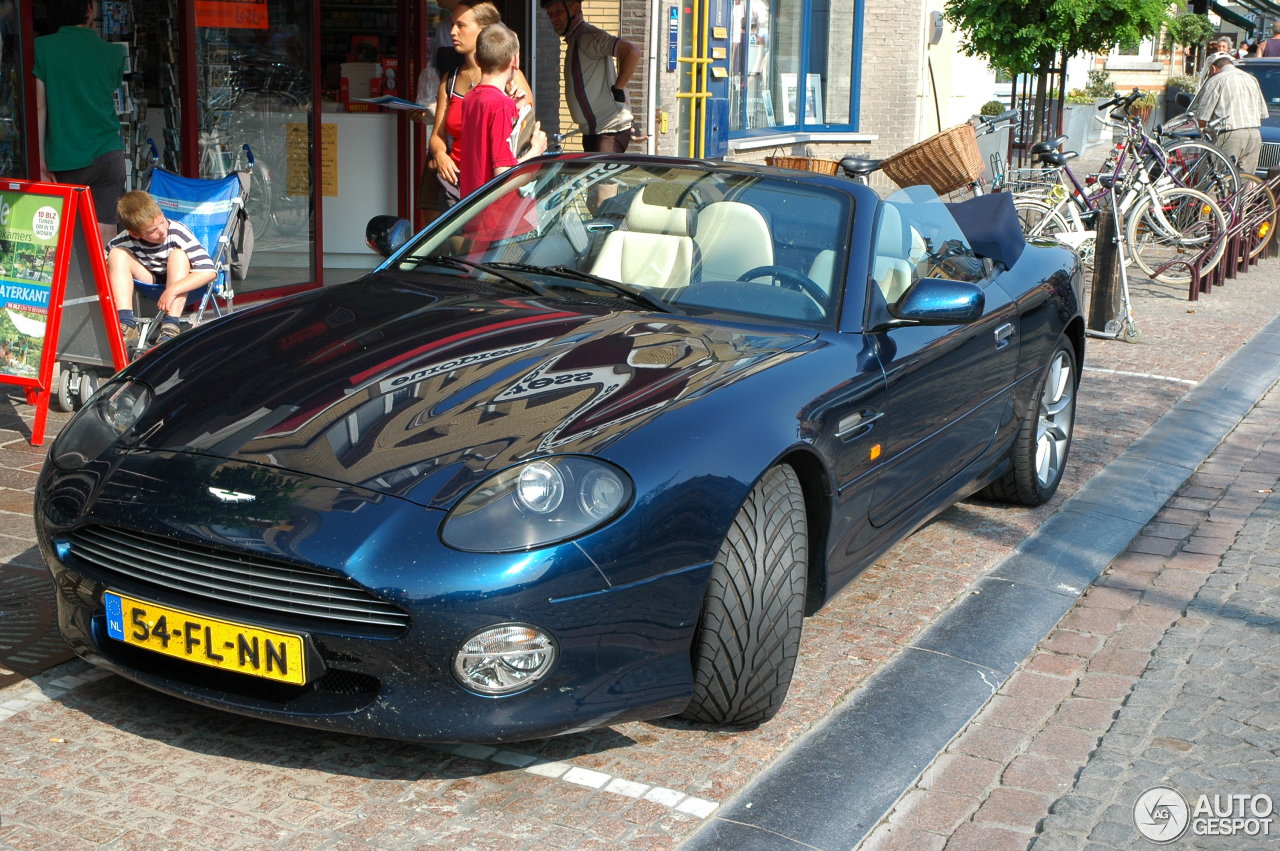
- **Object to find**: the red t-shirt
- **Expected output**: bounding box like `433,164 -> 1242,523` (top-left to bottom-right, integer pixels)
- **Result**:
459,83 -> 518,198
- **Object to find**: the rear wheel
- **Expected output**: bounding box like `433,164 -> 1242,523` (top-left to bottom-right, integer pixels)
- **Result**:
980,343 -> 1077,506
1012,198 -> 1071,240
681,464 -> 807,725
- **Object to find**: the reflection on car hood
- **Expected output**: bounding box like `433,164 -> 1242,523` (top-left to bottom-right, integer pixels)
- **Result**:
132,273 -> 813,507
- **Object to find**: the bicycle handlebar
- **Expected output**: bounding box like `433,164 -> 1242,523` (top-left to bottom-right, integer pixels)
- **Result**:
1098,88 -> 1143,112
978,108 -> 1019,127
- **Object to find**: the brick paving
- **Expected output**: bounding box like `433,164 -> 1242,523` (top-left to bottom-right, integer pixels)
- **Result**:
1,229 -> 1279,847
862,372 -> 1280,851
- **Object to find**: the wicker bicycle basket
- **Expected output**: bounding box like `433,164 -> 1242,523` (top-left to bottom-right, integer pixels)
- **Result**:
765,155 -> 841,176
880,123 -> 984,194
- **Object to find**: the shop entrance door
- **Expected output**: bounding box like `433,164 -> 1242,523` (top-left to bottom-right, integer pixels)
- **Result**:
195,0 -> 317,297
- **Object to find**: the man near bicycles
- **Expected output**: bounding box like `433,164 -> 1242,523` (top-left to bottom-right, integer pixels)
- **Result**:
1189,52 -> 1269,174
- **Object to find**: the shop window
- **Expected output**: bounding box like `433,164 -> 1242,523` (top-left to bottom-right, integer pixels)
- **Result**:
729,0 -> 858,135
0,5 -> 23,177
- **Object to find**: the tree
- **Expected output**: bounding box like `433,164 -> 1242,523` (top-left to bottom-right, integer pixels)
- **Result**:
1165,13 -> 1216,74
944,0 -> 1170,146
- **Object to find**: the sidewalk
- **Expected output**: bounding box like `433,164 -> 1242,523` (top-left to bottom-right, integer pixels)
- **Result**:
862,353 -> 1280,849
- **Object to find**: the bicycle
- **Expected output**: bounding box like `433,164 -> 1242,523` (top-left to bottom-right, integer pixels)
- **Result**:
1008,91 -> 1229,286
837,109 -> 1019,196
1156,107 -> 1277,259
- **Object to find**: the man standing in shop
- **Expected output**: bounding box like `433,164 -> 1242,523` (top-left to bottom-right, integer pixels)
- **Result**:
540,0 -> 641,153
34,0 -> 128,246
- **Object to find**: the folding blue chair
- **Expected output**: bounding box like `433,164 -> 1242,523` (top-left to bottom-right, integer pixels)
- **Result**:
133,146 -> 253,341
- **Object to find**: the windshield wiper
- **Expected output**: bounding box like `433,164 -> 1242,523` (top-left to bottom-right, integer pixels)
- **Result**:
423,255 -> 550,297
485,262 -> 678,314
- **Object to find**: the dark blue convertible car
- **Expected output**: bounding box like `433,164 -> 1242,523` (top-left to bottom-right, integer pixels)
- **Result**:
36,155 -> 1084,742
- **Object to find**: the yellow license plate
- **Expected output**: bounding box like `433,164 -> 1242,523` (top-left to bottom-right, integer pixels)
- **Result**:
104,591 -> 307,685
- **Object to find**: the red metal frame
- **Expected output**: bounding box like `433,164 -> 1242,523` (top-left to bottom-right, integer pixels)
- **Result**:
0,181 -> 127,444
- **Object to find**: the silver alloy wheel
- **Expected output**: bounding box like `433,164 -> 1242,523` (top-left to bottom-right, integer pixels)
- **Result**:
1035,348 -> 1076,489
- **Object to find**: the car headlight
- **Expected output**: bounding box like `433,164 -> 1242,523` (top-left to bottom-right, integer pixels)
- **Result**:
453,623 -> 558,695
442,456 -> 632,552
49,380 -> 153,470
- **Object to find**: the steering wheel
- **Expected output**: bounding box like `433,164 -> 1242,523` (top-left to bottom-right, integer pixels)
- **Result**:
737,265 -> 827,305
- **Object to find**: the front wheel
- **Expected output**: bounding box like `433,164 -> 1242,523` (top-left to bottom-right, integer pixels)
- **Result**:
681,464 -> 807,726
980,342 -> 1077,506
1239,173 -> 1278,261
1125,187 -> 1228,286
1162,140 -> 1241,217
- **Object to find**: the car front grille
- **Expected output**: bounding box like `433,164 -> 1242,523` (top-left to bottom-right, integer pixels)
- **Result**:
1257,142 -> 1280,175
67,525 -> 409,636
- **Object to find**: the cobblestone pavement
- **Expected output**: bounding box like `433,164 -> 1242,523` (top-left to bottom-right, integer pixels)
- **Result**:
2,239 -> 1279,847
862,370 -> 1280,850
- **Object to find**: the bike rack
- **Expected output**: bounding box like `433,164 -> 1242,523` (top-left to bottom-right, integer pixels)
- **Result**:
1189,172 -> 1280,300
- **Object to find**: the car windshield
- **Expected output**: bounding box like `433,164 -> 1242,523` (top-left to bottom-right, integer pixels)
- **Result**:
387,159 -> 854,325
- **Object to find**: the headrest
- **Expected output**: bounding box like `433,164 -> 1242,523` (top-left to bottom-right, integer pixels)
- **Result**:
625,192 -> 695,237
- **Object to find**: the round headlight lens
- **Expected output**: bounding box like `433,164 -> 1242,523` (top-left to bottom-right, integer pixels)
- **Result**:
442,457 -> 633,552
453,623 -> 558,695
579,468 -> 625,520
50,380 -> 153,470
516,461 -> 564,514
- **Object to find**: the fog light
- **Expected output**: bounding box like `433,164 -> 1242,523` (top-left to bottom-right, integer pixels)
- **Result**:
453,623 -> 557,695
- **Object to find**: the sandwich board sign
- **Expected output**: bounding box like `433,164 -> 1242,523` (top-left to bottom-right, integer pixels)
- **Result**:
0,181 -> 127,445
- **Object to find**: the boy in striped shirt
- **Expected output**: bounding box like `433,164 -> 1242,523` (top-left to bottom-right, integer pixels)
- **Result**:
107,191 -> 216,347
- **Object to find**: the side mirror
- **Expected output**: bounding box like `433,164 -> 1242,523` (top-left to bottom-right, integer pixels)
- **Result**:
890,277 -> 985,325
366,215 -> 413,258
1175,91 -> 1192,108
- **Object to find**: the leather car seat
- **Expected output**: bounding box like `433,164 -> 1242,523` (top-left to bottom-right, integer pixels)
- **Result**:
695,200 -> 773,281
590,188 -> 697,289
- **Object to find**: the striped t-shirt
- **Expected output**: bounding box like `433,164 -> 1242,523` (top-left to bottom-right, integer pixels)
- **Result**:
108,220 -> 214,275
563,21 -> 633,135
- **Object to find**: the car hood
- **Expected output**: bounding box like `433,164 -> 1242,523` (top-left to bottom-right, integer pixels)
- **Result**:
1261,115 -> 1280,141
128,273 -> 815,508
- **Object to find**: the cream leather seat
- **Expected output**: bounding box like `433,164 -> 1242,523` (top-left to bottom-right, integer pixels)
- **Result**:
589,189 -> 696,289
695,201 -> 773,281
871,203 -> 916,305
807,249 -> 836,295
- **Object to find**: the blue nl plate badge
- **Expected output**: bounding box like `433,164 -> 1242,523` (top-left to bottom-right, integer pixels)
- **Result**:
105,591 -> 125,640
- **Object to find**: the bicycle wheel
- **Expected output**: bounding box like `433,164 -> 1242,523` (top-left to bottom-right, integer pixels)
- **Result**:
1125,187 -> 1228,285
1013,198 -> 1093,264
1162,141 -> 1241,216
1012,198 -> 1071,239
1238,172 -> 1277,260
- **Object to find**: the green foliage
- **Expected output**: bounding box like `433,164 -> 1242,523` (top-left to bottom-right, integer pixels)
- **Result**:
1134,90 -> 1157,108
1165,13 -> 1215,48
1066,89 -> 1096,104
1084,68 -> 1115,98
1166,73 -> 1198,93
943,0 -> 1171,75
979,99 -> 1008,115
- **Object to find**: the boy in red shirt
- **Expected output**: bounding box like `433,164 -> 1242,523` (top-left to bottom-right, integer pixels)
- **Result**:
459,23 -> 546,199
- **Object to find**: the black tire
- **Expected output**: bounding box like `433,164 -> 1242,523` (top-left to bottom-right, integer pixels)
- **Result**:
681,464 -> 807,725
980,343 -> 1077,506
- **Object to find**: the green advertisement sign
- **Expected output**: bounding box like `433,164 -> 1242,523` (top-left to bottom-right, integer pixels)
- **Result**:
0,192 -> 65,378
